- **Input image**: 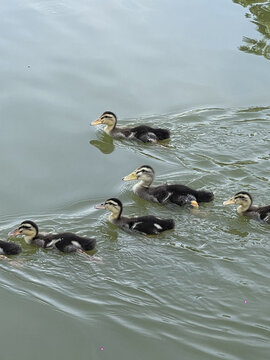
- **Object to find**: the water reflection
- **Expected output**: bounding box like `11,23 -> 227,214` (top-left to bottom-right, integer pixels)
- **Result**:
90,130 -> 171,155
89,133 -> 115,154
234,0 -> 270,60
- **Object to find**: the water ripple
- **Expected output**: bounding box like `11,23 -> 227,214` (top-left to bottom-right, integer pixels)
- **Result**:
1,106 -> 270,359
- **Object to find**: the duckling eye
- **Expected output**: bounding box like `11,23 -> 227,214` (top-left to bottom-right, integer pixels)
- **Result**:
137,170 -> 145,175
106,201 -> 115,206
236,195 -> 246,200
21,225 -> 31,230
19,226 -> 29,232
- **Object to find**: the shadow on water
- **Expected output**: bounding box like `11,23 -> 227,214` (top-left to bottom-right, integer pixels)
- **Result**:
234,0 -> 270,60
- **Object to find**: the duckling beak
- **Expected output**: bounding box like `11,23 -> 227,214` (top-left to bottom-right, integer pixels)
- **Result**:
8,228 -> 20,237
122,171 -> 137,181
191,200 -> 199,208
223,198 -> 236,206
91,118 -> 103,126
95,203 -> 106,210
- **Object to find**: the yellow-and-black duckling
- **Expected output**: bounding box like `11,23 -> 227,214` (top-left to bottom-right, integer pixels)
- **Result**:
8,220 -> 96,252
223,191 -> 270,223
91,111 -> 170,143
123,165 -> 214,207
0,240 -> 21,256
95,198 -> 174,235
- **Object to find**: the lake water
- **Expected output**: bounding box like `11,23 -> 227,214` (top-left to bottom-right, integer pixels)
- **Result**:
0,1 -> 270,359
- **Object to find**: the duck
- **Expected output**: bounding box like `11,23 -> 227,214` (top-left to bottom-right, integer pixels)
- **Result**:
0,240 -> 21,255
123,165 -> 214,207
95,198 -> 174,235
223,191 -> 270,223
91,111 -> 170,143
8,220 -> 96,252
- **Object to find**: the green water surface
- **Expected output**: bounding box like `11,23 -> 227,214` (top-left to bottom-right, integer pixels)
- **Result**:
0,1 -> 270,359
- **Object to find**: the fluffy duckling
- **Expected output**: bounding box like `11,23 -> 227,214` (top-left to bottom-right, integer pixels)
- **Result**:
123,165 -> 214,207
95,198 -> 174,235
223,191 -> 270,223
91,111 -> 170,143
9,220 -> 96,252
0,240 -> 21,255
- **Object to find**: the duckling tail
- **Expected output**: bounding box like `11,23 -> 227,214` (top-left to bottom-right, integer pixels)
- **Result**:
158,218 -> 175,231
0,240 -> 22,255
77,237 -> 96,251
196,190 -> 214,203
153,128 -> 170,140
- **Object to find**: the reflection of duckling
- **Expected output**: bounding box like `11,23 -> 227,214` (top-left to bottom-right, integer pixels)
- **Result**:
0,240 -> 21,255
123,165 -> 214,207
223,191 -> 270,223
95,198 -> 174,235
91,111 -> 170,143
9,221 -> 96,252
89,131 -> 115,154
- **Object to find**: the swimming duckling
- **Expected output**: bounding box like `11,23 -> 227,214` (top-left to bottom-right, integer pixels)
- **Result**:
0,240 -> 21,255
123,165 -> 214,207
223,191 -> 270,223
91,111 -> 170,143
95,198 -> 174,235
9,220 -> 96,252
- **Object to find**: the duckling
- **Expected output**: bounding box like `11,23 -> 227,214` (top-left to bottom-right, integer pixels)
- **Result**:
123,165 -> 214,207
91,111 -> 170,143
0,240 -> 21,255
8,220 -> 96,252
95,198 -> 174,235
223,191 -> 270,223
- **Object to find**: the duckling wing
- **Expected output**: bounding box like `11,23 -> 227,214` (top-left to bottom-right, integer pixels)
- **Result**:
148,184 -> 195,204
131,126 -> 170,142
56,233 -> 96,252
44,233 -> 96,252
32,233 -> 58,248
257,205 -> 270,223
147,185 -> 172,203
149,184 -> 214,204
126,216 -> 174,235
113,127 -> 132,138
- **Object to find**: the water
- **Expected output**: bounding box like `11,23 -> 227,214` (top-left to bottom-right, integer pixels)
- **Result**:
0,1 -> 270,359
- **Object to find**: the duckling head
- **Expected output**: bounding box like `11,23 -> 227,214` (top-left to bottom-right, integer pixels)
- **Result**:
8,220 -> 39,244
95,198 -> 123,220
223,191 -> 252,213
123,165 -> 154,187
91,111 -> 117,133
